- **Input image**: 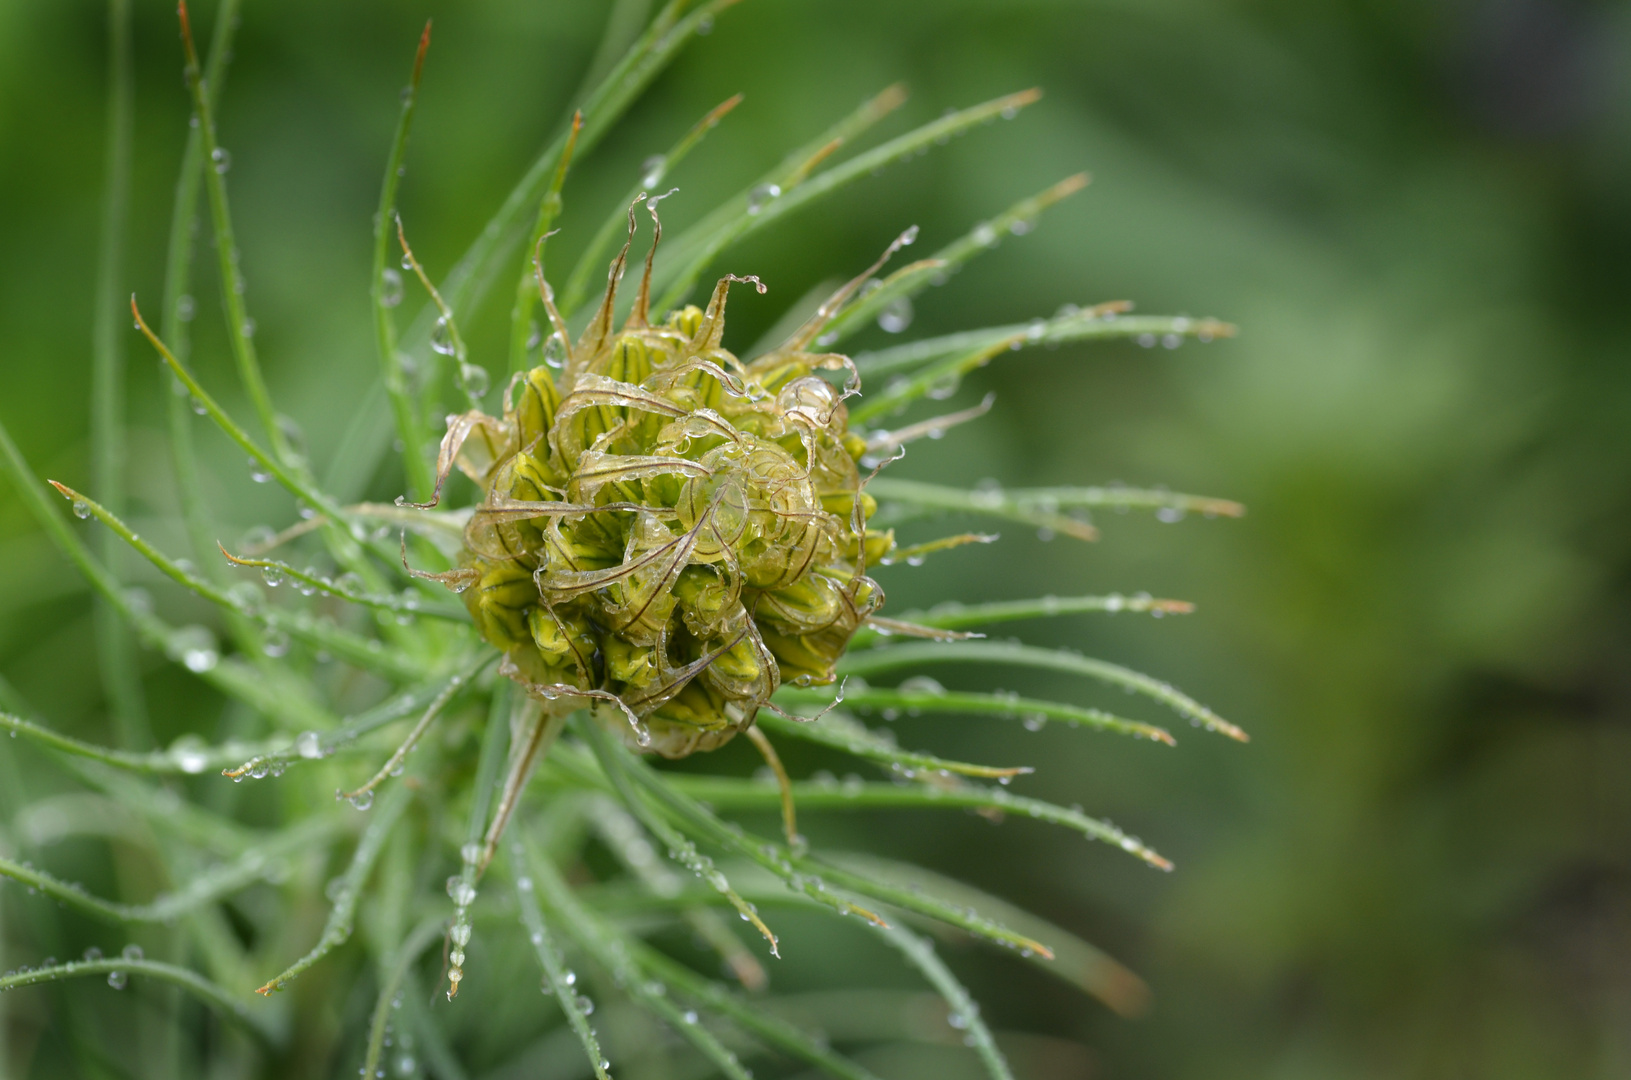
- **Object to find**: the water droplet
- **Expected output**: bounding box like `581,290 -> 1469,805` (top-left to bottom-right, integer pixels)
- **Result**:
261,628 -> 291,658
240,317 -> 256,338
682,1010 -> 698,1024
898,675 -> 945,696
459,363 -> 490,399
121,944 -> 143,962
876,295 -> 914,334
260,565 -> 285,587
169,735 -> 210,774
380,268 -> 403,308
639,154 -> 666,187
348,791 -> 375,811
296,731 -> 323,759
167,626 -> 219,673
1162,333 -> 1182,349
1137,333 -> 1156,348
575,994 -> 594,1015
430,317 -> 455,356
176,294 -> 195,322
210,147 -> 231,173
746,183 -> 781,215
249,458 -> 272,483
696,12 -> 714,33
525,320 -> 542,351
926,373 -> 960,400
542,332 -> 567,369
71,500 -> 90,520
1156,506 -> 1186,523
106,971 -> 127,990
971,223 -> 997,247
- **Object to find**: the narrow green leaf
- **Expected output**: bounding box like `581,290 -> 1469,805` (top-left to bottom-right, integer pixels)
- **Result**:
558,93 -> 744,317
575,717 -> 784,953
256,784 -> 410,995
361,915 -> 446,1080
872,921 -> 1013,1080
224,660 -> 486,781
838,640 -> 1248,741
374,22 -> 435,502
0,957 -> 272,1041
776,684 -> 1175,744
654,88 -> 1042,316
756,711 -> 1032,780
821,173 -> 1089,347
0,814 -> 341,925
510,841 -> 612,1080
855,304 -> 1235,380
630,943 -> 887,1080
0,711 -> 278,777
518,841 -> 756,1080
177,1 -> 288,462
50,482 -> 427,680
848,333 -> 1025,425
830,853 -> 1151,1017
867,476 -> 1245,532
661,774 -> 1172,869
877,593 -> 1195,633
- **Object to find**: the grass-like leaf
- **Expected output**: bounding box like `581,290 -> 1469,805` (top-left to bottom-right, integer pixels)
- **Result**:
776,683 -> 1175,744
0,957 -> 272,1041
756,711 -> 1033,780
663,774 -> 1173,869
839,640 -> 1248,741
854,304 -> 1235,380
255,784 -> 410,994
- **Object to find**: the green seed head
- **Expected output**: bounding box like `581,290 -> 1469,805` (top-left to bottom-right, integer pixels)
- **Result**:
451,207 -> 895,757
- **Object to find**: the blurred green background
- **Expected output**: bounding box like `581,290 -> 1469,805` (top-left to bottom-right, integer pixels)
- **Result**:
3,0 -> 1630,1077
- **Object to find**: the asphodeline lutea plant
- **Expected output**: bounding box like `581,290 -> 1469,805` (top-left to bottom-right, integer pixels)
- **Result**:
0,2 -> 1247,1078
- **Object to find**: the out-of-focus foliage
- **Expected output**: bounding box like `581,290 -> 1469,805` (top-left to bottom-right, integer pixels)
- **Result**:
1,1 -> 1628,1078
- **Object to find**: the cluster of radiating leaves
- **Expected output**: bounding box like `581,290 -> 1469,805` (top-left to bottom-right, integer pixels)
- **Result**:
0,2 -> 1243,1078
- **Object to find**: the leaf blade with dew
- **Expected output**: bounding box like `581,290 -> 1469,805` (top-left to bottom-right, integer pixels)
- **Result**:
587,794 -> 768,991
0,415 -> 333,731
0,957 -> 272,1041
868,477 -> 1245,531
45,481 -> 426,681
647,82 -> 909,317
160,0 -> 245,578
829,853 -> 1152,1017
0,710 -> 280,777
216,544 -> 467,620
883,592 -> 1196,633
755,711 -> 1032,781
866,477 -> 1098,541
568,734 -> 1064,949
256,783 -> 411,995
557,93 -> 744,316
775,685 -> 1176,745
573,716 -> 786,955
509,841 -> 612,1080
629,943 -> 888,1080
0,813 -> 342,925
336,658 -> 487,805
517,837 -> 757,1080
863,393 -> 996,458
855,304 -> 1236,380
374,21 -> 436,502
654,88 -> 1044,315
872,920 -> 1014,1080
224,658 -> 487,780
839,640 -> 1249,742
177,0 -> 290,463
877,532 -> 1000,567
665,773 -> 1173,868
405,0 -> 738,352
508,110 -> 582,374
90,0 -> 145,751
361,915 -> 447,1080
821,173 -> 1090,347
847,333 -> 1026,426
